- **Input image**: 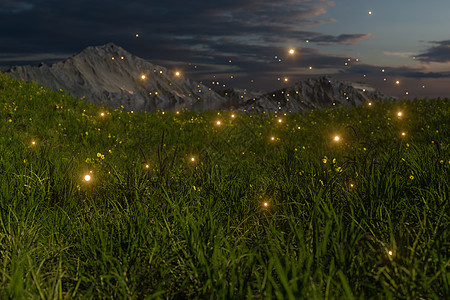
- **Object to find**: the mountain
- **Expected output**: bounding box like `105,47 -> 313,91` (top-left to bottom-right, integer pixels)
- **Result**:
240,76 -> 392,113
5,43 -> 229,111
5,43 -> 392,113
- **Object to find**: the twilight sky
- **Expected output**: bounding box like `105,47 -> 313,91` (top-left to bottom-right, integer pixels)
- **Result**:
1,0 -> 449,98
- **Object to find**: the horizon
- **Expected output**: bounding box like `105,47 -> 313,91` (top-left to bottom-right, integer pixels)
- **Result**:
1,0 -> 449,98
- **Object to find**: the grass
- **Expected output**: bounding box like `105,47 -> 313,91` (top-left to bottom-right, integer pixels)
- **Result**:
0,71 -> 448,299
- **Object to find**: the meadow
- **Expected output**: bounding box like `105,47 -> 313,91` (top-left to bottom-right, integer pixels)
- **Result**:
0,71 -> 448,299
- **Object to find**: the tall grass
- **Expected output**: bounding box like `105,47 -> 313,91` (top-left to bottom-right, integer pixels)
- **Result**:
0,72 -> 448,298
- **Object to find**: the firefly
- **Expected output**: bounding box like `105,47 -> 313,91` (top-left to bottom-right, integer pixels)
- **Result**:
31,140 -> 36,146
84,174 -> 91,182
271,137 -> 275,141
397,112 -> 403,117
401,132 -> 406,136
368,102 -> 372,106
231,114 -> 235,118
216,121 -> 221,125
135,34 -> 139,37
284,78 -> 288,82
175,71 -> 180,77
309,66 -> 312,70
289,49 -> 295,54
388,250 -> 393,256
145,164 -> 150,169
368,11 -> 372,15
100,112 -> 105,117
278,119 -> 282,123
141,75 -> 146,80
263,202 -> 269,207
191,157 -> 195,162
396,80 -> 400,85
334,136 -> 340,142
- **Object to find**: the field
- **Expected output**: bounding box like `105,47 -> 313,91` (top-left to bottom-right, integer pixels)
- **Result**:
0,71 -> 448,299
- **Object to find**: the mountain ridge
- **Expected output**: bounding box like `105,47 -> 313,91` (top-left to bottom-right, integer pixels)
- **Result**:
5,43 -> 392,112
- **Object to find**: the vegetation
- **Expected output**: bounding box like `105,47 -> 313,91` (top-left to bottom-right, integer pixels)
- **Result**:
0,71 -> 448,299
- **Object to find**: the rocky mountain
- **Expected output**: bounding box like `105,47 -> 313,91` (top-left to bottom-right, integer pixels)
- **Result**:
240,76 -> 392,113
5,43 -> 392,113
6,43 -> 229,111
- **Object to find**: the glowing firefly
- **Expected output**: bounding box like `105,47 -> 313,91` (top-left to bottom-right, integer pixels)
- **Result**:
396,80 -> 400,85
100,112 -> 105,117
368,11 -> 372,15
191,157 -> 195,162
289,49 -> 295,54
388,250 -> 393,256
84,174 -> 91,182
216,121 -> 221,125
397,112 -> 403,117
31,140 -> 36,146
334,136 -> 340,142
401,132 -> 406,136
175,71 -> 180,77
141,75 -> 146,80
263,202 -> 269,207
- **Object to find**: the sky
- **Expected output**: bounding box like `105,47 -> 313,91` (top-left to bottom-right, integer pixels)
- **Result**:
0,0 -> 449,98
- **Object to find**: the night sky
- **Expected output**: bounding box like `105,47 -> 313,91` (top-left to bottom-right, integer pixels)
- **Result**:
1,0 -> 449,98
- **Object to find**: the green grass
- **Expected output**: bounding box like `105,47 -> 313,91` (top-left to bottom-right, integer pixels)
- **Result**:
0,71 -> 448,299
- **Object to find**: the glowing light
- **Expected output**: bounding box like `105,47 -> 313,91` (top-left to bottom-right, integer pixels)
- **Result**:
135,34 -> 139,37
397,112 -> 403,117
271,136 -> 275,141
306,40 -> 309,43
278,119 -> 282,123
145,164 -> 149,169
368,102 -> 372,106
309,66 -> 312,70
334,136 -> 340,142
401,132 -> 406,136
216,121 -> 221,125
350,183 -> 354,188
31,140 -> 36,146
175,71 -> 180,77
289,49 -> 295,54
263,202 -> 269,207
396,80 -> 400,85
84,174 -> 91,182
191,157 -> 195,162
405,91 -> 409,95
100,112 -> 105,117
141,75 -> 146,80
368,11 -> 372,15
284,78 -> 288,82
388,250 -> 393,256
231,114 -> 235,118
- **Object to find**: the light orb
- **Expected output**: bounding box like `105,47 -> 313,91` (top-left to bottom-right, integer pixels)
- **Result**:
334,136 -> 340,142
84,174 -> 91,182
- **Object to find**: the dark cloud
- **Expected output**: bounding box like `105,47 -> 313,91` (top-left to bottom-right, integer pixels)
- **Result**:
310,33 -> 374,45
416,40 -> 450,63
0,0 -> 33,13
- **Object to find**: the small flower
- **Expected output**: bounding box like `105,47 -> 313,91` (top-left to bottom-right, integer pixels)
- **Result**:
97,153 -> 101,157
410,175 -> 414,180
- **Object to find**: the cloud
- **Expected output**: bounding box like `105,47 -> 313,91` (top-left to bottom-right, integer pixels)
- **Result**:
310,33 -> 374,45
0,1 -> 33,13
416,40 -> 450,63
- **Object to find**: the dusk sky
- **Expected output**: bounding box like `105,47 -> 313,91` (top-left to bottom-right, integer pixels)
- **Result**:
1,0 -> 449,98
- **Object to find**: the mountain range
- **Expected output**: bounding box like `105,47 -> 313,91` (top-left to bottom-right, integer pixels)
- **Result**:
5,43 -> 392,112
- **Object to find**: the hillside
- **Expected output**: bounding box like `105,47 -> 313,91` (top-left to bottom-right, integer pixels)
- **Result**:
0,71 -> 448,298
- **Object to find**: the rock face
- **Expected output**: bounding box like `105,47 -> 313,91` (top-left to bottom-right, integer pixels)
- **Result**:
240,76 -> 392,113
5,43 -> 392,112
6,43 -> 229,111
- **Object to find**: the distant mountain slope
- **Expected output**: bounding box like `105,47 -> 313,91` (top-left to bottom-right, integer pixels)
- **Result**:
240,76 -> 393,113
5,43 -> 392,113
6,43 -> 228,111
